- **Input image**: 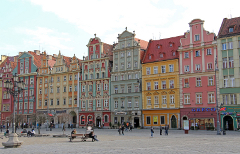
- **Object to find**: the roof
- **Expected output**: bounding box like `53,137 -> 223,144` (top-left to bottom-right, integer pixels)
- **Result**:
135,38 -> 148,50
63,56 -> 71,68
103,43 -> 113,61
48,60 -> 56,68
0,56 -> 16,69
142,35 -> 184,63
218,17 -> 240,38
28,51 -> 43,68
10,61 -> 17,70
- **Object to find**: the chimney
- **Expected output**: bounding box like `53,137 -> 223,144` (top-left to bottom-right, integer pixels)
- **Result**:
53,54 -> 57,58
47,55 -> 52,60
34,50 -> 40,55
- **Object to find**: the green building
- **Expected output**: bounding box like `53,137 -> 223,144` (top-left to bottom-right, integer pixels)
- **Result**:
217,17 -> 240,130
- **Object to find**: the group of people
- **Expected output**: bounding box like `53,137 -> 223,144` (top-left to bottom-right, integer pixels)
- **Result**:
71,129 -> 99,141
118,123 -> 133,135
151,125 -> 169,137
21,128 -> 35,137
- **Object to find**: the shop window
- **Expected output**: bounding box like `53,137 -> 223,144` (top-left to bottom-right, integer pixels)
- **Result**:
81,116 -> 85,125
160,116 -> 165,124
153,116 -> 158,125
146,116 -> 151,125
114,117 -> 118,124
88,116 -> 93,124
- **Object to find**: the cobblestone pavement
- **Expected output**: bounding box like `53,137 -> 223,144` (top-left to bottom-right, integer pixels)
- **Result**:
0,128 -> 240,154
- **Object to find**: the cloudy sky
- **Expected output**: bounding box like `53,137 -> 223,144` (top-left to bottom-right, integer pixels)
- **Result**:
0,0 -> 239,59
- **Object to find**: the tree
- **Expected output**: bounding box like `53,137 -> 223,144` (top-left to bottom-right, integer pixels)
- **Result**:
31,113 -> 46,134
7,114 -> 24,132
58,113 -> 71,135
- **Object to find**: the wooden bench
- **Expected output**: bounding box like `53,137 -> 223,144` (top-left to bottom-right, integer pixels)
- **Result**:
69,133 -> 95,142
18,133 -> 27,137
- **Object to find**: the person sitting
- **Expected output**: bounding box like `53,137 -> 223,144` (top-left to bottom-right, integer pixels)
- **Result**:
31,129 -> 35,136
22,129 -> 27,133
89,131 -> 98,141
71,129 -> 77,139
4,129 -> 9,138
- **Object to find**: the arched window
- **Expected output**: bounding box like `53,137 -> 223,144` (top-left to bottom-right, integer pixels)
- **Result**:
88,115 -> 93,124
81,116 -> 85,125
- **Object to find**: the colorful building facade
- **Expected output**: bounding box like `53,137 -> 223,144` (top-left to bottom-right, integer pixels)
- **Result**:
217,17 -> 240,130
37,51 -> 81,128
142,36 -> 183,128
179,19 -> 219,130
111,29 -> 147,128
79,36 -> 112,128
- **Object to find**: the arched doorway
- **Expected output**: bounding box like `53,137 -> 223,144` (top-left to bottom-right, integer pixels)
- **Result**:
96,116 -> 101,127
171,115 -> 177,128
69,111 -> 77,128
223,116 -> 234,130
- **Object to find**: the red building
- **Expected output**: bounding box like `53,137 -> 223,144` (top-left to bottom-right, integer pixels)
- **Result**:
178,19 -> 219,130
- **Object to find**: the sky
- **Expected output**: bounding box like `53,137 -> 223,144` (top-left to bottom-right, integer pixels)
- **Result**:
0,0 -> 240,59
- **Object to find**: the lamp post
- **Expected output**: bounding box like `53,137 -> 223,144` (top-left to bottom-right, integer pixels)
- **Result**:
215,56 -> 221,135
2,73 -> 25,148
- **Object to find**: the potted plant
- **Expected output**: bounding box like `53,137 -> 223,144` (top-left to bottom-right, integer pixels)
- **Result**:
210,127 -> 214,131
190,126 -> 194,130
195,126 -> 198,130
109,122 -> 112,129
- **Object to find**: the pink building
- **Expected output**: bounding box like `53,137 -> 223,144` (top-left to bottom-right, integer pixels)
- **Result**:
178,19 -> 219,130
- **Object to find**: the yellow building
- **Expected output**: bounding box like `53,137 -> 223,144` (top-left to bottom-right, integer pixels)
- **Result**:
141,36 -> 183,128
37,51 -> 81,128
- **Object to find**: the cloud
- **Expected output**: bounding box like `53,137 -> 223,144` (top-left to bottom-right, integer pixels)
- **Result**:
16,27 -> 72,53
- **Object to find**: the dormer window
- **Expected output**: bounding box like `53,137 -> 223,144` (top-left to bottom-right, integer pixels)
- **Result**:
229,27 -> 233,33
149,55 -> 151,59
157,45 -> 160,49
172,52 -> 175,56
169,43 -> 172,47
160,54 -> 163,58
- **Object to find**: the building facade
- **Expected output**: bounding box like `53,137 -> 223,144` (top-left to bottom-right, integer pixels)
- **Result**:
0,57 -> 16,127
142,36 -> 183,129
111,29 -> 147,128
217,17 -> 240,130
79,36 -> 112,128
37,51 -> 81,128
179,19 -> 219,130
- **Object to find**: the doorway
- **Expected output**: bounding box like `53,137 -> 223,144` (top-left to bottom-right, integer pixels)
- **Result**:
134,117 -> 139,128
69,111 -> 77,128
96,116 -> 101,127
223,116 -> 234,130
171,115 -> 177,128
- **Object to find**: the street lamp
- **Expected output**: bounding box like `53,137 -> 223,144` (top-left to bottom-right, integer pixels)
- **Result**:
215,56 -> 221,135
2,73 -> 25,148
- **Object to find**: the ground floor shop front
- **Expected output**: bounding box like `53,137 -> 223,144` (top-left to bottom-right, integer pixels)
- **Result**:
142,109 -> 180,129
79,111 -> 111,128
180,108 -> 218,130
220,106 -> 240,131
111,110 -> 142,128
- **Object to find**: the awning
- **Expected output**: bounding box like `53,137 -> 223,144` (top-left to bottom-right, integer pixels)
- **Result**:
48,113 -> 53,116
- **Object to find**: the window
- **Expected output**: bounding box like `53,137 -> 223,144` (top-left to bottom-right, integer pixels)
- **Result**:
154,67 -> 158,74
102,72 -> 105,78
153,116 -> 158,124
75,74 -> 77,80
57,99 -> 60,105
184,78 -> 189,88
69,86 -> 72,92
147,116 -> 151,125
230,75 -> 234,87
97,84 -> 100,91
97,100 -> 101,107
146,68 -> 150,75
50,87 -> 53,93
154,82 -> 158,90
149,55 -> 151,59
114,101 -> 118,108
222,43 -> 226,50
134,61 -> 137,67
128,100 -> 132,107
90,74 -> 93,79
30,89 -> 34,96
170,80 -> 174,88
196,64 -> 201,71
208,93 -> 215,103
184,94 -> 190,104
69,98 -> 72,104
207,48 -> 212,55
147,97 -> 151,105
208,76 -> 214,86
229,57 -> 234,68
170,95 -> 175,104
127,62 -> 131,68
147,82 -> 151,90
135,85 -> 138,92
195,35 -> 200,41
63,76 -> 66,81
85,75 -> 88,80
104,99 -> 108,107
222,95 -> 228,105
114,76 -> 118,81
45,88 -> 47,94
96,73 -> 99,79
89,85 -> 92,91
196,77 -> 201,87
162,81 -> 166,89
25,79 -> 28,85
161,66 -> 166,73
40,79 -> 42,84
25,91 -> 28,96
207,63 -> 213,70
135,73 -> 138,79
82,86 -> 85,92
121,63 -> 124,69
24,103 -> 28,109
74,98 -> 77,104
115,87 -> 118,94
121,86 -> 124,93
228,42 -> 233,49
45,78 -> 47,83
224,76 -> 228,87
196,93 -> 202,104
230,94 -> 237,105
74,85 -> 77,91
184,52 -> 189,58
169,65 -> 173,72
115,64 -> 118,70
121,52 -> 124,57
81,116 -> 85,125
104,84 -> 108,90
223,58 -> 227,68
128,85 -> 131,93
229,27 -> 233,32
135,100 -> 139,108
82,101 -> 85,108
154,96 -> 159,104
121,75 -> 124,80
172,52 -> 175,56
160,53 -> 163,58
121,43 -> 124,48
162,95 -> 166,104
19,103 -> 23,109
57,87 -> 60,93
185,65 -> 189,72
44,100 -> 47,106
51,99 -> 54,105
195,50 -> 200,57
160,116 -> 165,124
128,51 -> 131,56
57,77 -> 60,82
128,74 -> 131,79
121,101 -> 124,108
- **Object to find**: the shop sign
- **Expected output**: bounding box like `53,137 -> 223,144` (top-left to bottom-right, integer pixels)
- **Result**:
221,112 -> 233,115
192,108 -> 215,112
115,112 -> 126,115
237,114 -> 240,116
153,117 -> 158,123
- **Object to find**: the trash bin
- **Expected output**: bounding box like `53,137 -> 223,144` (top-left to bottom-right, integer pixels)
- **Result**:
223,130 -> 226,135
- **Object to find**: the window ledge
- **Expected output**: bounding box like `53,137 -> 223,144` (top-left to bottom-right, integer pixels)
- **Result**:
196,86 -> 202,87
196,103 -> 203,105
184,104 -> 191,105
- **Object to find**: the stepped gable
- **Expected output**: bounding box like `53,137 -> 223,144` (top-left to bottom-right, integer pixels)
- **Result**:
142,35 -> 184,64
28,51 -> 43,68
218,16 -> 240,38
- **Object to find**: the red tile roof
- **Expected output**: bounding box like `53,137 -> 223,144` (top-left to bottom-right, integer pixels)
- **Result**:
10,61 -> 17,70
135,38 -> 148,50
103,43 -> 113,61
0,57 -> 16,69
48,60 -> 56,68
142,35 -> 184,63
218,17 -> 240,38
63,56 -> 71,68
28,51 -> 43,68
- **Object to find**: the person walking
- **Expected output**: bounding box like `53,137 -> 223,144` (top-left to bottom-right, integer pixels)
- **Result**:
165,124 -> 169,135
118,126 -> 121,135
121,125 -> 124,135
151,126 -> 154,137
160,125 -> 162,135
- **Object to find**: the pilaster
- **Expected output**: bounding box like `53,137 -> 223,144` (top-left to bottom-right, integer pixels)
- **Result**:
190,50 -> 193,73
